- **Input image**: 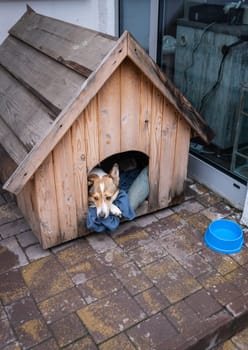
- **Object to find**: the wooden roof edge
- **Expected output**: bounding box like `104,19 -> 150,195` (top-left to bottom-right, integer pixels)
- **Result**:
8,7 -> 117,78
126,32 -> 215,144
3,31 -> 129,195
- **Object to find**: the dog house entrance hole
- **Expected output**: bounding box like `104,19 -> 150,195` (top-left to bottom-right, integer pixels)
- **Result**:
90,151 -> 150,213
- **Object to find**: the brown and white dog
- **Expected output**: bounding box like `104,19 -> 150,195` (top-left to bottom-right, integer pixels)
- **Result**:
88,163 -> 122,219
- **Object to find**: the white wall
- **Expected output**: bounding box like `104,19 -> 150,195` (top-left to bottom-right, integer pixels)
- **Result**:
0,0 -> 117,44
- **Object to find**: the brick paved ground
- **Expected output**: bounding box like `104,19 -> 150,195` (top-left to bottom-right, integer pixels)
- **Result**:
0,179 -> 248,350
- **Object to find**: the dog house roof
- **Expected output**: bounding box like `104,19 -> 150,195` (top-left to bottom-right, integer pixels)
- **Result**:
0,7 -> 214,195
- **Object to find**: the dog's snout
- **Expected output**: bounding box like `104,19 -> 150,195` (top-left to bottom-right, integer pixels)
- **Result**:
99,211 -> 106,219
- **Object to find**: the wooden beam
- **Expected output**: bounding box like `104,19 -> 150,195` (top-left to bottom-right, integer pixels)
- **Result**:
127,32 -> 215,144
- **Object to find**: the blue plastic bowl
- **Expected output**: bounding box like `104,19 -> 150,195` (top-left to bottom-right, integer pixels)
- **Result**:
204,219 -> 244,254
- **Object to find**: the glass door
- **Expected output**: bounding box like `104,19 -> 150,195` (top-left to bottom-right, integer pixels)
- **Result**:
157,0 -> 248,208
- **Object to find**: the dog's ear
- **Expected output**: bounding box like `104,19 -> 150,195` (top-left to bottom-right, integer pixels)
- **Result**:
109,163 -> 119,186
88,174 -> 98,187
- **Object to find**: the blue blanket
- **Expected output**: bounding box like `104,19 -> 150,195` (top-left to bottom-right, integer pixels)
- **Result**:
86,189 -> 135,232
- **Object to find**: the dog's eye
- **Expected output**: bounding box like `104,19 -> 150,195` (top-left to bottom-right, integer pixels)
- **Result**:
106,196 -> 112,201
94,196 -> 99,201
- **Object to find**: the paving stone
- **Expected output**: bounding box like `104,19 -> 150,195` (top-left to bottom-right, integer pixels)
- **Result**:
77,272 -> 122,304
160,226 -> 202,262
172,199 -> 205,218
0,269 -> 29,305
49,313 -> 87,347
63,336 -> 97,350
55,239 -> 95,268
142,256 -> 201,303
135,287 -> 170,316
198,271 -> 242,306
180,252 -> 213,278
96,247 -> 129,268
66,256 -> 110,285
25,244 -> 51,261
192,310 -> 233,350
5,296 -> 41,326
86,233 -> 117,253
0,203 -> 23,226
15,318 -> 51,349
165,300 -> 202,337
202,202 -> 233,221
185,289 -> 222,318
145,213 -> 185,238
22,256 -> 73,302
99,333 -> 136,350
154,208 -> 174,220
77,289 -> 146,344
214,339 -> 239,349
111,221 -> 139,238
134,213 -> 158,227
17,230 -> 39,248
226,294 -> 248,317
0,303 -> 7,320
197,192 -> 222,207
189,182 -> 208,195
0,237 -> 28,273
113,229 -> 152,251
0,194 -> 6,206
114,262 -> 152,295
231,327 -> 248,350
1,341 -> 22,350
127,240 -> 167,267
30,338 -> 59,350
225,267 -> 248,295
186,212 -> 211,233
0,218 -> 30,239
38,287 -> 85,324
127,313 -> 177,350
230,246 -> 248,265
221,337 -> 240,350
0,319 -> 16,348
200,248 -> 239,275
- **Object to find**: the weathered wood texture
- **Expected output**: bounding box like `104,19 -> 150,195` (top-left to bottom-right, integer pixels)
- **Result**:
3,31 -> 128,195
23,59 -> 190,248
0,9 -> 212,248
174,23 -> 248,149
9,8 -> 117,76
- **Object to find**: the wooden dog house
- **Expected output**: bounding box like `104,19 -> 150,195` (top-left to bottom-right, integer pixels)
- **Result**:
0,8 -> 213,248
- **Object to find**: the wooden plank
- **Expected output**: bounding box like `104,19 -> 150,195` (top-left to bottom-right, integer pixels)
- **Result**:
16,179 -> 42,243
3,32 -> 128,195
53,130 -> 78,242
0,66 -> 54,152
158,102 -> 178,207
98,67 -> 121,161
84,96 -> 100,171
139,74 -> 152,155
0,36 -> 85,115
171,115 -> 191,198
71,112 -> 88,234
127,32 -> 214,144
0,145 -> 18,188
34,154 -> 60,248
148,87 -> 164,211
9,8 -> 117,75
0,118 -> 28,166
120,59 -> 141,152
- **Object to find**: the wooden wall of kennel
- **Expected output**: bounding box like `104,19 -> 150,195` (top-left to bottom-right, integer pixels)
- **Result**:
0,8 -> 213,248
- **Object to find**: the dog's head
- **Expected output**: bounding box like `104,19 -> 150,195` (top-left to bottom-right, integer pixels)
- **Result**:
88,163 -> 119,219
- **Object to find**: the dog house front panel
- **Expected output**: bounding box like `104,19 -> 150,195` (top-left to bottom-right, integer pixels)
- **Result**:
16,58 -> 191,249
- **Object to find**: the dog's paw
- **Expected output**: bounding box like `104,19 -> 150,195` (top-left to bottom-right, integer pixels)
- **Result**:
110,204 -> 122,217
